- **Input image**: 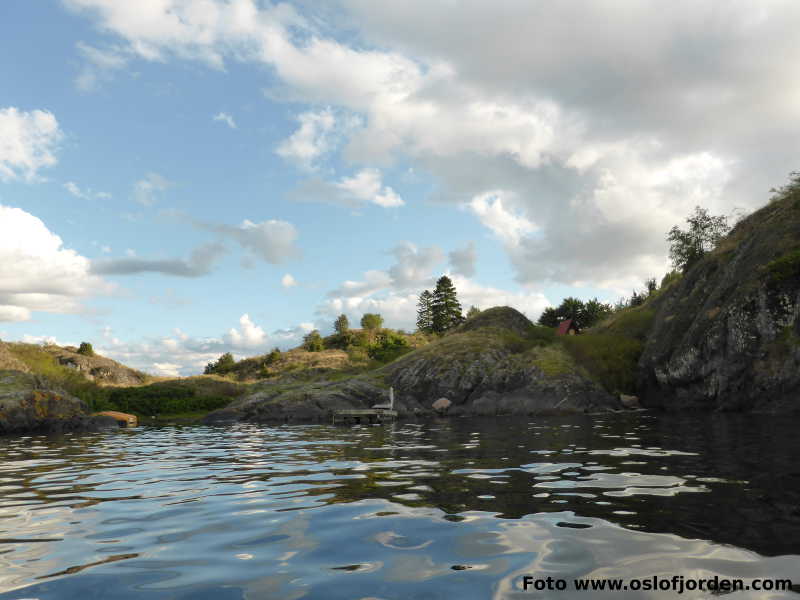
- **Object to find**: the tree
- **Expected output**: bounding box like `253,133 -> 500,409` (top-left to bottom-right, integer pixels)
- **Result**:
360,313 -> 384,331
645,277 -> 658,296
558,297 -> 584,322
303,330 -> 324,352
580,298 -> 613,328
466,305 -> 481,319
537,297 -> 611,329
334,314 -> 350,335
416,290 -> 434,333
431,275 -> 463,333
537,306 -> 561,327
205,352 -> 235,374
77,342 -> 95,357
667,206 -> 730,272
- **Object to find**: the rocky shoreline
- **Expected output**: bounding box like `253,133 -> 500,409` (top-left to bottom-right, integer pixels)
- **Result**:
0,371 -> 119,435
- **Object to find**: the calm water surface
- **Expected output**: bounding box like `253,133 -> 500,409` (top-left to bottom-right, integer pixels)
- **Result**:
1,413 -> 799,599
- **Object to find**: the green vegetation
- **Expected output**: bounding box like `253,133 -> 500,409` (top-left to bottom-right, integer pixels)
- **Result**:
5,342 -> 110,408
334,314 -> 350,334
104,380 -> 241,416
416,289 -> 434,333
303,330 -> 324,352
667,205 -> 730,272
77,342 -> 95,356
466,305 -> 481,319
529,345 -> 575,377
769,170 -> 800,205
764,248 -> 800,284
562,334 -> 643,393
431,275 -> 464,333
360,313 -> 384,331
537,297 -> 613,329
367,329 -> 411,363
204,352 -> 235,375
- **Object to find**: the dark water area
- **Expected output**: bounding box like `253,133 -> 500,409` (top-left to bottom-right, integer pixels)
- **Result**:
1,413 -> 799,599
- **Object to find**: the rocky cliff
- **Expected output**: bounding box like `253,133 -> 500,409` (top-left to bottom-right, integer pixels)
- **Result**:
206,307 -> 620,424
638,194 -> 800,412
0,371 -> 117,435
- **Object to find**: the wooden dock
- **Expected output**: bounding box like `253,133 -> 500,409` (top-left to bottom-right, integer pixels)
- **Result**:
332,408 -> 397,425
333,387 -> 398,425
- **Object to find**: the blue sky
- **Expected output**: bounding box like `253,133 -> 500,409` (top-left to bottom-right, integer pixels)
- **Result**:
2,1 -> 798,375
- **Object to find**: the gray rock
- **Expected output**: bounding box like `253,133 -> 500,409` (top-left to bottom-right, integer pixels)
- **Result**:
0,370 -> 109,435
638,197 -> 800,412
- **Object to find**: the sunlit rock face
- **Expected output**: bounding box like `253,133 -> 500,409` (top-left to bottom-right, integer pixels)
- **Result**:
638,196 -> 800,412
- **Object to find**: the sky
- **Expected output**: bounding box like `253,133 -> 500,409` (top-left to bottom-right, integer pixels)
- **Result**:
1,1 -> 798,376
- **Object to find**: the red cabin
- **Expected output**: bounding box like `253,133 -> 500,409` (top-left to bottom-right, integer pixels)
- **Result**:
556,319 -> 580,336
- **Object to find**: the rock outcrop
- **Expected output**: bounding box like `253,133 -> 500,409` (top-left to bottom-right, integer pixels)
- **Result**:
205,307 -> 620,424
638,195 -> 800,412
45,346 -> 146,385
0,371 -> 118,434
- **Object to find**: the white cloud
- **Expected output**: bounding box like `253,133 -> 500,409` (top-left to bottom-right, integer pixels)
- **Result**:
205,218 -> 300,264
0,107 -> 62,182
96,314 -> 312,376
276,108 -> 336,169
387,242 -> 443,288
91,242 -> 227,277
63,180 -> 111,200
335,168 -> 404,208
224,313 -> 266,348
21,334 -> 62,346
133,172 -> 171,206
64,0 -> 800,289
449,242 -> 476,278
281,273 -> 297,288
213,111 -> 237,129
0,205 -> 111,321
468,191 -> 537,246
74,41 -> 129,91
296,168 -> 405,209
327,269 -> 393,299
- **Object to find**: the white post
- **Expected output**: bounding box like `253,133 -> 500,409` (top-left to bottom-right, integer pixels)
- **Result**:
389,387 -> 394,410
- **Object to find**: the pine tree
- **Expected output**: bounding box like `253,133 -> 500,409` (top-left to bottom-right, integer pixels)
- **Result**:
431,275 -> 463,333
416,290 -> 434,333
466,305 -> 481,319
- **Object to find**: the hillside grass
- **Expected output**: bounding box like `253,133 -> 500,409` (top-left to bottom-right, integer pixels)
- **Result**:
4,342 -> 111,408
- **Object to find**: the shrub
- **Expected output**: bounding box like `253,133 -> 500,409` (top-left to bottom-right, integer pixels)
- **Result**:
77,342 -> 95,356
367,329 -> 411,363
107,383 -> 232,416
303,330 -> 324,352
764,249 -> 800,284
204,352 -> 235,375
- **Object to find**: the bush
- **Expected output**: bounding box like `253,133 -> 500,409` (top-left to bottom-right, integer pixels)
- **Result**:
764,249 -> 800,284
107,383 -> 233,416
264,348 -> 281,365
303,330 -> 324,352
368,329 -> 411,363
77,342 -> 95,356
204,352 -> 235,375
